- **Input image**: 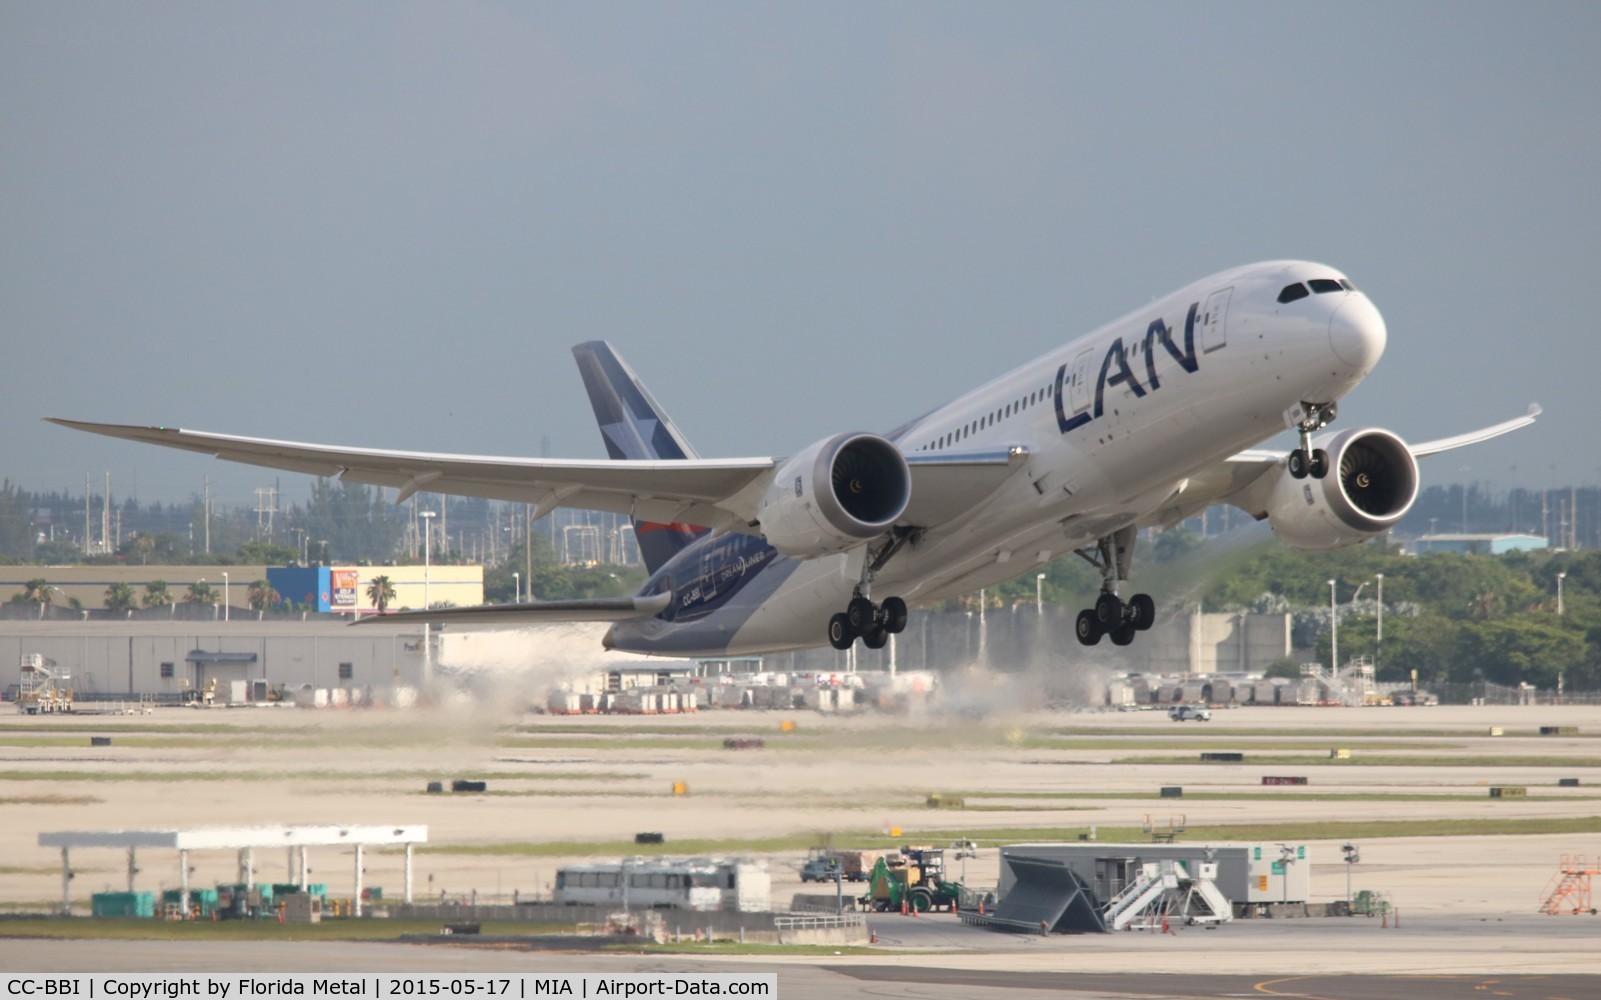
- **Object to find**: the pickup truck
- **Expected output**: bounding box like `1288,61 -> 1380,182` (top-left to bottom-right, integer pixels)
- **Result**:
1169,705 -> 1212,722
800,856 -> 843,882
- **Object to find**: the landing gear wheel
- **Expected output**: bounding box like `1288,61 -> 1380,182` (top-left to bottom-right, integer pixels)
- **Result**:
1094,591 -> 1123,626
827,613 -> 854,650
1110,623 -> 1137,646
1309,448 -> 1330,479
1287,449 -> 1309,480
1128,593 -> 1156,631
1076,609 -> 1103,646
862,626 -> 889,650
881,596 -> 909,634
846,596 -> 876,632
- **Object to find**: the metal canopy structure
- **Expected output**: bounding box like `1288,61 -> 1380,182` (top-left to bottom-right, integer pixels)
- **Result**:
986,856 -> 1106,934
38,824 -> 427,918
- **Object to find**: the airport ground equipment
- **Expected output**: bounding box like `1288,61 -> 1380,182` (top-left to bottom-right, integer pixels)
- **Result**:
801,848 -> 842,883
555,857 -> 771,912
859,848 -> 965,912
16,654 -> 73,713
1539,854 -> 1600,915
1100,860 -> 1230,929
1168,705 -> 1210,721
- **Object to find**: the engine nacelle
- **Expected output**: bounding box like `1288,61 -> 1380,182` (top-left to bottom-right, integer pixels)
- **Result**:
758,432 -> 911,558
1264,427 -> 1419,552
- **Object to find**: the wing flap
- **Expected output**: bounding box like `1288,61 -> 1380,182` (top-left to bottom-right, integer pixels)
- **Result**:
902,447 -> 1029,526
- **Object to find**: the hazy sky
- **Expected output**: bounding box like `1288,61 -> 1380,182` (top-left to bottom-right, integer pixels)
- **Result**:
5,2 -> 1596,509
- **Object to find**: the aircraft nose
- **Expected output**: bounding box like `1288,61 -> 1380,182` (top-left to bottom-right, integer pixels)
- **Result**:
1329,294 -> 1387,374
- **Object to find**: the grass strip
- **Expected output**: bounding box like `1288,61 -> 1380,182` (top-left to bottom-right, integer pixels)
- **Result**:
1115,754 -> 1601,767
415,814 -> 1601,859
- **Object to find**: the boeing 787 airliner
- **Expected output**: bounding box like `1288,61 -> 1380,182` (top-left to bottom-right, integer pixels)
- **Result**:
50,261 -> 1539,656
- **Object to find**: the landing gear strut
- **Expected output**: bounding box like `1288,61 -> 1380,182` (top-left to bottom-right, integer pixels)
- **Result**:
1073,528 -> 1157,647
827,530 -> 916,650
1286,401 -> 1336,480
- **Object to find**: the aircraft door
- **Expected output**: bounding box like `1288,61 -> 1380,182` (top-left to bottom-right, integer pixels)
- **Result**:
1201,287 -> 1232,353
1067,349 -> 1096,414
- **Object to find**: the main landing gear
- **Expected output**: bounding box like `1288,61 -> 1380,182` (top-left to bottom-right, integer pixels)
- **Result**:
1073,527 -> 1157,647
1286,401 -> 1337,480
828,529 -> 916,650
828,595 -> 908,651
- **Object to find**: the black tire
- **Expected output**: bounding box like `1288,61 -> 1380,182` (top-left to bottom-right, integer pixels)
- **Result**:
882,596 -> 909,633
1287,449 -> 1308,479
1076,609 -> 1102,646
847,596 -> 876,632
1110,623 -> 1137,646
1129,593 -> 1156,631
828,613 -> 854,650
1094,591 -> 1122,625
862,626 -> 889,650
1310,448 -> 1330,479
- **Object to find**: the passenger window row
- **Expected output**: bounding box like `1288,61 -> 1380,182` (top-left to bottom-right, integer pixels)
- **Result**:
918,383 -> 1054,452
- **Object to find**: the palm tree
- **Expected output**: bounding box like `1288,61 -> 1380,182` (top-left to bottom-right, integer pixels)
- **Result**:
142,580 -> 172,609
366,575 -> 396,614
104,582 -> 137,614
23,578 -> 55,619
247,579 -> 280,612
185,581 -> 214,605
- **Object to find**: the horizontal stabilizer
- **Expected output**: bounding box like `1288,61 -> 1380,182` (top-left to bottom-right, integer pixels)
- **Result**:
350,593 -> 671,628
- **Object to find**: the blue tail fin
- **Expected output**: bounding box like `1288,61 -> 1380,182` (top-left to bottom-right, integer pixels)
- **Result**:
572,341 -> 707,574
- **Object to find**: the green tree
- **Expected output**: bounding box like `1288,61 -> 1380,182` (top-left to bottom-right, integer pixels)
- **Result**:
246,579 -> 280,611
237,540 -> 298,565
0,480 -> 34,559
185,581 -> 215,605
21,578 -> 55,617
142,580 -> 173,609
34,540 -> 82,564
104,582 -> 137,614
366,575 -> 396,613
1459,616 -> 1586,689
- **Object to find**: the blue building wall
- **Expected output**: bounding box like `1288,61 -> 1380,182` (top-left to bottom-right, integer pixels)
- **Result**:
267,567 -> 331,611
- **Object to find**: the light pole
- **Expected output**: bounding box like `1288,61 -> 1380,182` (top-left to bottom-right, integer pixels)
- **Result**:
1328,580 -> 1337,673
222,572 -> 229,623
1036,573 -> 1046,614
419,511 -> 436,610
1375,573 -> 1384,669
420,510 -> 436,690
513,571 -> 520,605
1557,571 -> 1566,616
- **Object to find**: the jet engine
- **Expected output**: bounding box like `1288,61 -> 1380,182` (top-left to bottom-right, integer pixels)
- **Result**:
758,432 -> 911,558
1264,427 -> 1419,552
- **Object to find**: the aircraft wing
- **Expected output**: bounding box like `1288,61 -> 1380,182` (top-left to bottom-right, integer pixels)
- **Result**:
1148,404 -> 1543,526
45,418 -> 776,529
1406,403 -> 1542,458
46,418 -> 1028,539
350,593 -> 671,627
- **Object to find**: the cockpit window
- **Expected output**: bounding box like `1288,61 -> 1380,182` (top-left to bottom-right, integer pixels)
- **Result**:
1309,278 -> 1344,294
1277,283 -> 1309,304
1340,278 -> 1356,291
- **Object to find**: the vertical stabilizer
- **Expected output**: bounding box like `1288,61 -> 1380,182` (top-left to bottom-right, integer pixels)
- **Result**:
572,341 -> 707,573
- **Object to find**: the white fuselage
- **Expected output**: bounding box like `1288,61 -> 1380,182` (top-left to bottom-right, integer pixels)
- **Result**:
606,260 -> 1387,656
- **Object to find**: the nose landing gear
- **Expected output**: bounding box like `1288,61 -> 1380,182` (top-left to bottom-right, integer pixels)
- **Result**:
1286,401 -> 1337,480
